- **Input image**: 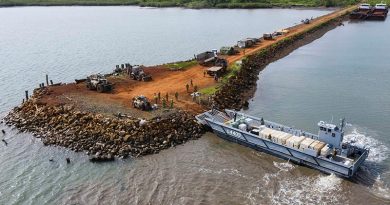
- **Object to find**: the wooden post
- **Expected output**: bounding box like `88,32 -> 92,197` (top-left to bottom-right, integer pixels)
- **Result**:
50,80 -> 53,85
46,74 -> 49,86
25,90 -> 29,101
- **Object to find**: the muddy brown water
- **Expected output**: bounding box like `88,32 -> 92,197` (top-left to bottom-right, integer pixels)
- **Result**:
1,6 -> 389,205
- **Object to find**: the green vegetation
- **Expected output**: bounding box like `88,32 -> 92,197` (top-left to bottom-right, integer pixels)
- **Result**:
222,62 -> 241,83
0,0 -> 367,8
199,61 -> 242,95
165,60 -> 197,71
199,85 -> 218,95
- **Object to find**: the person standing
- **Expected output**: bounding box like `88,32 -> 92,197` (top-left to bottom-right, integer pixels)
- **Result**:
170,99 -> 174,108
175,92 -> 179,101
162,98 -> 166,108
158,92 -> 161,101
190,79 -> 193,87
165,93 -> 169,101
154,93 -> 158,104
186,84 -> 189,93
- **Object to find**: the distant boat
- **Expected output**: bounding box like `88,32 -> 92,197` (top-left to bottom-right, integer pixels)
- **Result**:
75,78 -> 87,84
367,3 -> 388,20
196,109 -> 369,178
350,3 -> 372,20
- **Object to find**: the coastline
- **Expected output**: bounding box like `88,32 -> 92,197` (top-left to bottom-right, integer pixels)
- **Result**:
3,5 -> 356,161
0,3 -> 338,10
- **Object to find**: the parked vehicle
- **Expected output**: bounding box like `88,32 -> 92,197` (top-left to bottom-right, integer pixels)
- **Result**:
196,51 -> 217,66
237,38 -> 258,48
86,74 -> 113,93
220,46 -> 238,55
130,66 -> 152,81
132,95 -> 152,111
263,33 -> 273,40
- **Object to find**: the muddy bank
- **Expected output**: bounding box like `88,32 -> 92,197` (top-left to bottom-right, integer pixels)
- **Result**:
4,88 -> 203,161
214,14 -> 348,110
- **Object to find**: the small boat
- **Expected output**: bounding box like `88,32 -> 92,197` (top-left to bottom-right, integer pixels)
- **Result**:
196,109 -> 369,178
75,78 -> 87,84
367,3 -> 388,20
350,3 -> 372,20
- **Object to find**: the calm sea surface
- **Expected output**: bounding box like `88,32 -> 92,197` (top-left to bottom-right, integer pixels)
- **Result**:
1,6 -> 389,205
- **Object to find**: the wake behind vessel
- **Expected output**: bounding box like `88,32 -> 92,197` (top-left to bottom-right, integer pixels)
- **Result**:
196,110 -> 369,178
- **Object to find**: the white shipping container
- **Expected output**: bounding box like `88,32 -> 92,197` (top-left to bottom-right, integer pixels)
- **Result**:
271,131 -> 284,143
314,142 -> 326,152
300,138 -> 315,151
260,128 -> 273,139
239,124 -> 247,131
309,141 -> 320,149
320,145 -> 331,157
293,136 -> 306,149
280,133 -> 292,145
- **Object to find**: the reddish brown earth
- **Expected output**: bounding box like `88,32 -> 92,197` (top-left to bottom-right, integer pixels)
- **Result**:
38,5 -> 355,118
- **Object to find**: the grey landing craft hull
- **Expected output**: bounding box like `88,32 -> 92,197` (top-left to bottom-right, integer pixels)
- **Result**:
198,111 -> 368,178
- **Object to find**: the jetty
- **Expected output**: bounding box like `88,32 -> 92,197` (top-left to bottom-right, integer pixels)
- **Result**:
4,5 -> 358,161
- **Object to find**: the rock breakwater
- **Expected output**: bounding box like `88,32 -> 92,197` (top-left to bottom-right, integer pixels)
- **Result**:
4,88 -> 204,161
214,14 -> 348,110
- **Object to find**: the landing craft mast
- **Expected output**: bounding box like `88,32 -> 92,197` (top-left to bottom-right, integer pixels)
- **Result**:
340,118 -> 346,132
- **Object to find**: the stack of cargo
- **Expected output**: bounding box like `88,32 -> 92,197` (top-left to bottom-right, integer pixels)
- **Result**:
299,138 -> 315,152
286,135 -> 305,149
259,127 -> 273,140
320,145 -> 332,157
270,131 -> 292,145
259,127 -> 330,157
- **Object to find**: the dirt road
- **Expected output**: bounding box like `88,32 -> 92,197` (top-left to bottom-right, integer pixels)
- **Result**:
40,5 -> 356,117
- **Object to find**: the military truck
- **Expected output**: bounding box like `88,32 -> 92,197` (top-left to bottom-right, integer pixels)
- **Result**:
130,66 -> 152,81
195,51 -> 217,66
132,95 -> 152,111
86,74 -> 113,93
220,46 -> 238,55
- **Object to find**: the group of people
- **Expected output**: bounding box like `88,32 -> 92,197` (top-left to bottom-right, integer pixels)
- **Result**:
185,79 -> 198,93
153,91 -> 179,109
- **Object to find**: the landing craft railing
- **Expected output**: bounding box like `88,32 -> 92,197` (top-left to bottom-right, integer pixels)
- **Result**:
205,118 -> 353,177
352,149 -> 369,173
224,109 -> 318,140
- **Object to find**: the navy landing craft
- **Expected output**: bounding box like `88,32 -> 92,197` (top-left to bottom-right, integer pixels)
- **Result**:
196,110 -> 369,178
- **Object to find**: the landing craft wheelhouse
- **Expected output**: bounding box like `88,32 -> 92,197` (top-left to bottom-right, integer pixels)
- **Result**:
196,110 -> 369,178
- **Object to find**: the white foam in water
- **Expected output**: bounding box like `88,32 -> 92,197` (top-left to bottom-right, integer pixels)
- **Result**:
270,174 -> 346,205
273,161 -> 295,172
343,127 -> 388,163
371,175 -> 390,200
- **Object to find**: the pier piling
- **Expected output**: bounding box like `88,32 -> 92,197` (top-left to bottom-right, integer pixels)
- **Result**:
25,90 -> 29,101
50,80 -> 53,85
46,74 -> 49,86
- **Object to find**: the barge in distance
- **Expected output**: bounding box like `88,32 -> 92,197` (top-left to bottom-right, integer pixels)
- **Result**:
196,109 -> 369,178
